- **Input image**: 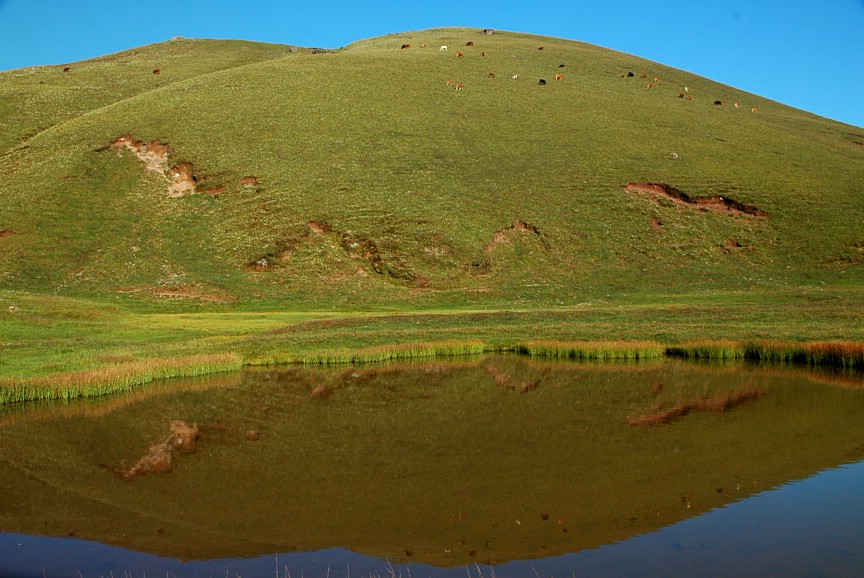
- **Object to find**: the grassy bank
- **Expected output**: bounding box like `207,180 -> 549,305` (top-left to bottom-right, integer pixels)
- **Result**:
0,353 -> 242,404
666,340 -> 864,368
2,289 -> 863,404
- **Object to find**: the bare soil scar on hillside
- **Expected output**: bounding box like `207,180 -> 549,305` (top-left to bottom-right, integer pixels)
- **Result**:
103,135 -> 199,197
625,183 -> 766,217
485,220 -> 546,252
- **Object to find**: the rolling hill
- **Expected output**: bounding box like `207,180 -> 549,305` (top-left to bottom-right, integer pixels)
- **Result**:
1,27 -> 861,308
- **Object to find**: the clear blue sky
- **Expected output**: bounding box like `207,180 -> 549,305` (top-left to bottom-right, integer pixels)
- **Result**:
1,0 -> 862,128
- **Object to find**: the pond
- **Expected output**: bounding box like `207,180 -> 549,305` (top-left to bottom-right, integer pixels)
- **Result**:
0,356 -> 863,577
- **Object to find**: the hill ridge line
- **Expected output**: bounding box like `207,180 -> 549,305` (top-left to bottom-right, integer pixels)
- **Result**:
7,44 -> 301,151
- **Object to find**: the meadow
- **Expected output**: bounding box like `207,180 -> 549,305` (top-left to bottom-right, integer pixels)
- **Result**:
1,28 -> 862,402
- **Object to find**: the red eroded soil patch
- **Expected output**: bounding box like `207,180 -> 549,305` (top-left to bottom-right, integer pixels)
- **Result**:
0,230 -> 17,238
625,183 -> 766,217
484,220 -> 543,252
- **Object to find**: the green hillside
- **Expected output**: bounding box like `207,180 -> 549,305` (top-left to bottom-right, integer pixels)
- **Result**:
1,28 -> 862,394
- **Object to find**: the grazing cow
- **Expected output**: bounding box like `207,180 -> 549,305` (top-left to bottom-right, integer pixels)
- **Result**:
63,67 -> 71,72
488,72 -> 496,78
401,44 -> 411,49
152,68 -> 161,74
511,74 -> 519,80
538,78 -> 547,85
481,51 -> 487,57
640,72 -> 647,79
646,83 -> 653,89
446,79 -> 455,86
554,73 -> 564,81
466,41 -> 474,46
455,83 -> 464,90
483,28 -> 494,35
751,107 -> 759,113
440,45 -> 448,51
626,71 -> 635,77
714,100 -> 723,105
734,102 -> 739,108
456,51 -> 464,59
558,64 -> 565,68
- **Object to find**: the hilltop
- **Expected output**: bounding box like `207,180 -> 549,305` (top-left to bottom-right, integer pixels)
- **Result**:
0,28 -> 862,393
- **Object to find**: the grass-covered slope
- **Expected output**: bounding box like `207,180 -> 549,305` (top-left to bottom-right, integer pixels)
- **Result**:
1,28 -> 862,308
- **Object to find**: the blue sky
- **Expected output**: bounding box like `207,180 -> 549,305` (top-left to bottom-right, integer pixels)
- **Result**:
1,0 -> 862,128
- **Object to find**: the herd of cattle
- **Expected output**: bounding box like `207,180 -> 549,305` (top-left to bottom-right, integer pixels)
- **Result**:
400,36 -> 759,112
56,32 -> 756,114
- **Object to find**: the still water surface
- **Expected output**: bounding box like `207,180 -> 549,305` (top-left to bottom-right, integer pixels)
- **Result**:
0,356 -> 862,577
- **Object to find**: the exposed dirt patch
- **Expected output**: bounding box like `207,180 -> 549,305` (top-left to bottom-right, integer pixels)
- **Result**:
308,220 -> 331,234
847,133 -> 864,147
625,183 -> 766,217
239,176 -> 260,187
0,230 -> 17,238
105,134 -> 199,197
626,388 -> 767,426
484,220 -> 544,252
116,284 -> 236,302
721,239 -> 752,254
341,236 -> 384,273
168,161 -> 198,197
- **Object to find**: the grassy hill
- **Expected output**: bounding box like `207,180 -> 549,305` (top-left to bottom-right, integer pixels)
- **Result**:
1,28 -> 862,394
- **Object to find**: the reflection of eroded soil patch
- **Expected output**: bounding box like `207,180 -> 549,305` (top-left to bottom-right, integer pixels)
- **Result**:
116,420 -> 199,479
484,362 -> 544,393
625,183 -> 766,217
626,388 -> 767,426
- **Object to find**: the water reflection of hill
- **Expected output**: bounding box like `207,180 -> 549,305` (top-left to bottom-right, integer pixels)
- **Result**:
0,357 -> 863,566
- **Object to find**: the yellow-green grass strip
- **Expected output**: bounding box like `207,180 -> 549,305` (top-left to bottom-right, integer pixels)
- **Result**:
0,353 -> 242,404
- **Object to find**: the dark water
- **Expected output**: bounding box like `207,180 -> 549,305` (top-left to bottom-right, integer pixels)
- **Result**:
1,357 -> 863,577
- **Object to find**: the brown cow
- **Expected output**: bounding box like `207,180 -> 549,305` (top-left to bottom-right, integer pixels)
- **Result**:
455,83 -> 464,90
401,44 -> 411,49
466,41 -> 474,46
554,73 -> 564,81
456,51 -> 464,59
488,72 -> 496,78
152,68 -> 161,74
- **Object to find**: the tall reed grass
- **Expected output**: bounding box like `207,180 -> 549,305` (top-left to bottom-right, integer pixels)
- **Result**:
0,353 -> 242,404
512,340 -> 665,360
297,340 -> 490,365
666,340 -> 864,368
